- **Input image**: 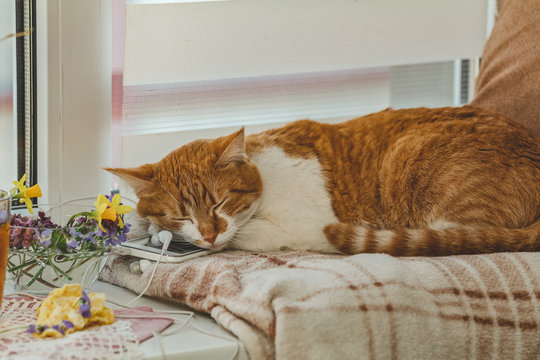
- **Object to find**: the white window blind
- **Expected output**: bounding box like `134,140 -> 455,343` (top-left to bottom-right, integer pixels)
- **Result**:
122,68 -> 391,136
120,0 -> 491,167
124,0 -> 489,85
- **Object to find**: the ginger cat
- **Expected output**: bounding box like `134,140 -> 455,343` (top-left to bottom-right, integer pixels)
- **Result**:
106,106 -> 540,256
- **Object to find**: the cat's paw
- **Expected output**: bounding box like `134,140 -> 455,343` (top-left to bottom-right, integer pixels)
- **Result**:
148,222 -> 162,235
323,222 -> 358,254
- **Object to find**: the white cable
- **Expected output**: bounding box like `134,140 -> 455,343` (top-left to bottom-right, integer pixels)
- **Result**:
188,320 -> 240,360
80,257 -> 103,291
115,311 -> 238,360
7,264 -> 240,359
107,299 -> 194,316
126,231 -> 172,307
113,314 -> 184,321
152,312 -> 194,360
154,330 -> 168,360
112,230 -> 239,359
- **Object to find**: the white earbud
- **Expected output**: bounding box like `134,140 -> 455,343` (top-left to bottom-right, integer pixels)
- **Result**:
139,259 -> 153,273
158,230 -> 173,249
129,260 -> 142,273
151,230 -> 173,249
150,233 -> 161,247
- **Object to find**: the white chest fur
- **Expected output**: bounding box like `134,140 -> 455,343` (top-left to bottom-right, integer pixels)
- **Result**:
231,146 -> 338,253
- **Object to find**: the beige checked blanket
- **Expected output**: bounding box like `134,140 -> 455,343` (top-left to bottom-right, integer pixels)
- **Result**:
100,251 -> 540,360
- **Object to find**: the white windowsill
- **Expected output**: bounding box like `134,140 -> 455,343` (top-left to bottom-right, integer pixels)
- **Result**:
4,280 -> 248,360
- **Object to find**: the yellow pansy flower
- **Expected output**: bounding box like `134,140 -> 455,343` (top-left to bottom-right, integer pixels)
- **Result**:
91,195 -> 117,232
106,194 -> 132,228
10,173 -> 27,196
10,173 -> 42,214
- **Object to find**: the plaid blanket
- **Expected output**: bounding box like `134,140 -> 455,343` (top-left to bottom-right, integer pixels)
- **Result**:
100,251 -> 540,360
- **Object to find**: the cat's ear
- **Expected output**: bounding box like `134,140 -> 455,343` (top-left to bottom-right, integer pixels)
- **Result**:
217,128 -> 247,165
103,164 -> 156,195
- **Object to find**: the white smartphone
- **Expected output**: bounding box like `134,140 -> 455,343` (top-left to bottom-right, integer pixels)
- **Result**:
115,236 -> 213,263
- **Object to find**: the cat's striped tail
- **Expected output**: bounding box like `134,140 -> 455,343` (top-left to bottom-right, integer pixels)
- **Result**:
323,221 -> 540,256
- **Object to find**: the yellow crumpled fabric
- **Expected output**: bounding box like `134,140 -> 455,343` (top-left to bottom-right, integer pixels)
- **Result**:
32,284 -> 114,338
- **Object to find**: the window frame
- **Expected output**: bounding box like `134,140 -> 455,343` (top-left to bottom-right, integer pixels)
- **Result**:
15,0 -> 38,193
36,0 -> 112,204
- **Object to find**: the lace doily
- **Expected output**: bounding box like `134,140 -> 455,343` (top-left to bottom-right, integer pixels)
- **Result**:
0,296 -> 144,360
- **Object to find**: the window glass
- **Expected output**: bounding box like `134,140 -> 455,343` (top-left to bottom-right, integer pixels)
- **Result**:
0,2 -> 16,188
116,1 -> 478,170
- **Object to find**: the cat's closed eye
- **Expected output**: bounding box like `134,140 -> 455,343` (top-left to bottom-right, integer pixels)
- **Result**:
230,188 -> 257,194
173,217 -> 194,224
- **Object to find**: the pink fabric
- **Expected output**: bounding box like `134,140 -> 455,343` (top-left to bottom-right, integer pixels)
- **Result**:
114,306 -> 174,342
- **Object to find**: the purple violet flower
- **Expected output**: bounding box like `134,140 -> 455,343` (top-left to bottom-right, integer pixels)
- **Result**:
38,229 -> 53,247
51,324 -> 64,335
67,239 -> 79,250
62,320 -> 74,329
37,211 -> 60,229
27,324 -> 49,334
28,321 -> 74,336
40,229 -> 53,237
26,324 -> 37,334
10,212 -> 60,249
81,232 -> 96,244
69,227 -> 79,238
79,291 -> 92,318
75,216 -> 86,226
40,238 -> 51,247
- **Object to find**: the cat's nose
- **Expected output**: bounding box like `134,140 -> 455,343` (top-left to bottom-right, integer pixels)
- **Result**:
203,234 -> 217,244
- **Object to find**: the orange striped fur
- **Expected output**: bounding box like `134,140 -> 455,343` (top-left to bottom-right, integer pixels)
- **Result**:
106,106 -> 540,256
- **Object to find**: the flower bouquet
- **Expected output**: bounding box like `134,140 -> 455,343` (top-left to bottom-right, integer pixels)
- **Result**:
7,174 -> 133,294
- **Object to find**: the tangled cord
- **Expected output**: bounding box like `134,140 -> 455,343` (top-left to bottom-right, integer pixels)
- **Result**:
113,230 -> 240,360
6,230 -> 240,360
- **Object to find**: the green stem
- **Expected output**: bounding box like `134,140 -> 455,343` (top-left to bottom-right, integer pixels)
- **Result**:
66,211 -> 92,227
64,258 -> 85,275
47,260 -> 73,281
8,259 -> 37,272
48,259 -> 63,280
53,253 -> 100,264
0,325 -> 29,335
63,252 -> 103,275
18,253 -> 27,283
25,263 -> 46,287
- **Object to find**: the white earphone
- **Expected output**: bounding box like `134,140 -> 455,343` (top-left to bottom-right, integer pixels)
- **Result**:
151,230 -> 173,248
130,230 -> 173,274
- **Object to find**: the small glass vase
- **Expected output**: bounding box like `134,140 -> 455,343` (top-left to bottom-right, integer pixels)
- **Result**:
0,189 -> 11,307
6,200 -> 125,294
7,248 -> 108,294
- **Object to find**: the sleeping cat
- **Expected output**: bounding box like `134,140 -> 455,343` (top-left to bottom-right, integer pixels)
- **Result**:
106,106 -> 540,256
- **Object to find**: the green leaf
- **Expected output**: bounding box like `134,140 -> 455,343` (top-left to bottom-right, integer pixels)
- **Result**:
47,260 -> 73,281
25,263 -> 46,287
8,259 -> 37,272
56,232 -> 68,252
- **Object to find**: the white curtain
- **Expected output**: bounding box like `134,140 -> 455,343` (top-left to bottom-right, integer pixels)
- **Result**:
120,0 -> 490,167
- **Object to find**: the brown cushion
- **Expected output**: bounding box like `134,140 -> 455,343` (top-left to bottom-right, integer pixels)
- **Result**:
471,0 -> 540,139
